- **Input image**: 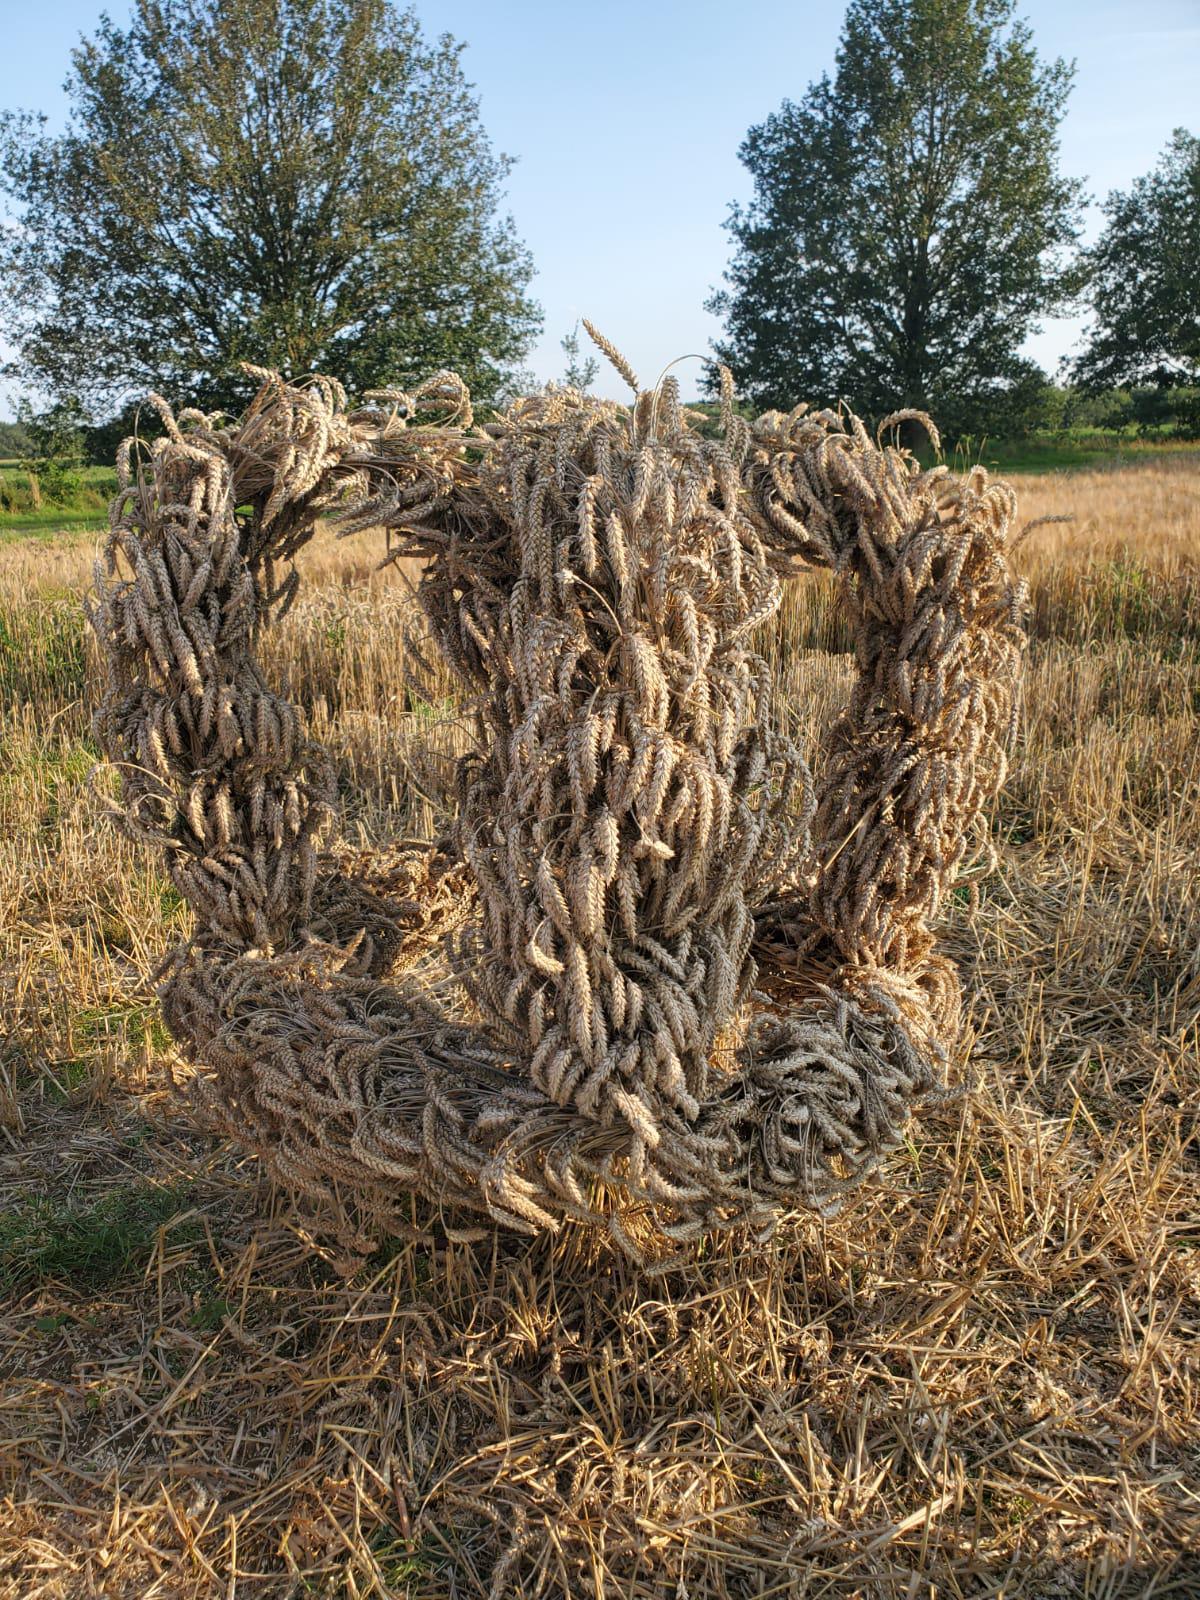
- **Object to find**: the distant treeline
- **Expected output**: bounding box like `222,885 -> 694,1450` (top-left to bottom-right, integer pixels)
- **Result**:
1027,385 -> 1200,440
644,384 -> 1200,448
3,383 -> 1197,476
0,420 -> 31,459
1,0 -> 1196,461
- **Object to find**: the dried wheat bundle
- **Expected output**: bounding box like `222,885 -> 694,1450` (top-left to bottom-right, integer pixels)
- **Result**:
87,354 -> 1026,1252
745,404 -> 1028,1060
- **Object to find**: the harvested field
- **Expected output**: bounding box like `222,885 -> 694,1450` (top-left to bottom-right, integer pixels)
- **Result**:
1,450 -> 1198,1597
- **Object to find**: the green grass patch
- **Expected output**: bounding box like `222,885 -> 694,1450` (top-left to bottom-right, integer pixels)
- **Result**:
0,1181 -> 198,1293
40,1058 -> 94,1103
34,1002 -> 174,1102
367,1531 -> 445,1592
941,435 -> 1200,476
0,733 -> 98,832
0,463 -> 115,536
34,1311 -> 73,1334
188,1294 -> 233,1330
74,1001 -> 173,1056
0,510 -> 106,540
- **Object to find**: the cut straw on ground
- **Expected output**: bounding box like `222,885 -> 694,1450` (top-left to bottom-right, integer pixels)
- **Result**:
0,447 -> 1197,1597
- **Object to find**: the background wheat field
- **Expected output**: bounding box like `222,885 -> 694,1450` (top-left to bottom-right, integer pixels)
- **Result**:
1,454 -> 1198,1599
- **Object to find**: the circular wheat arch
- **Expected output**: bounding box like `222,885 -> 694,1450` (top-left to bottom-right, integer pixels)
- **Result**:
88,364 -> 1026,1253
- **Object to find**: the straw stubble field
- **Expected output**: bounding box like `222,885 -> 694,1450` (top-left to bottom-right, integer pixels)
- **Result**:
1,453 -> 1198,1598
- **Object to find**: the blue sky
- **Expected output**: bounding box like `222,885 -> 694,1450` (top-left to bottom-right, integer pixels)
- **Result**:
1,0 -> 1198,406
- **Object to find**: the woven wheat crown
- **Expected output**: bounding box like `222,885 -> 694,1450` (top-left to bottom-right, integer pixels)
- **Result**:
87,347 -> 1027,1254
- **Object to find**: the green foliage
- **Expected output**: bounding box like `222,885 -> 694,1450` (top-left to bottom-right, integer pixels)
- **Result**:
73,1001 -> 173,1056
188,1295 -> 233,1330
0,462 -> 112,528
1095,385 -> 1200,439
709,0 -> 1085,438
0,1182 -> 196,1292
1172,390 -> 1200,439
0,0 -> 541,418
559,322 -> 599,392
0,418 -> 31,459
1071,129 -> 1200,394
368,1530 -> 446,1592
15,396 -> 88,504
1017,383 -> 1200,441
676,397 -> 756,440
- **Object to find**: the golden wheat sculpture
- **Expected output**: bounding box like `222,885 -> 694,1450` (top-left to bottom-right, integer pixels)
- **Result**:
86,341 -> 1027,1255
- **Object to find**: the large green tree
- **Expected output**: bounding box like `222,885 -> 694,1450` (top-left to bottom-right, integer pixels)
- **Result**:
708,0 -> 1085,435
0,0 -> 540,417
1071,129 -> 1200,392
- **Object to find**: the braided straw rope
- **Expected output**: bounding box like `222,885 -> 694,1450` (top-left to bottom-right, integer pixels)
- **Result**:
87,355 -> 1027,1251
